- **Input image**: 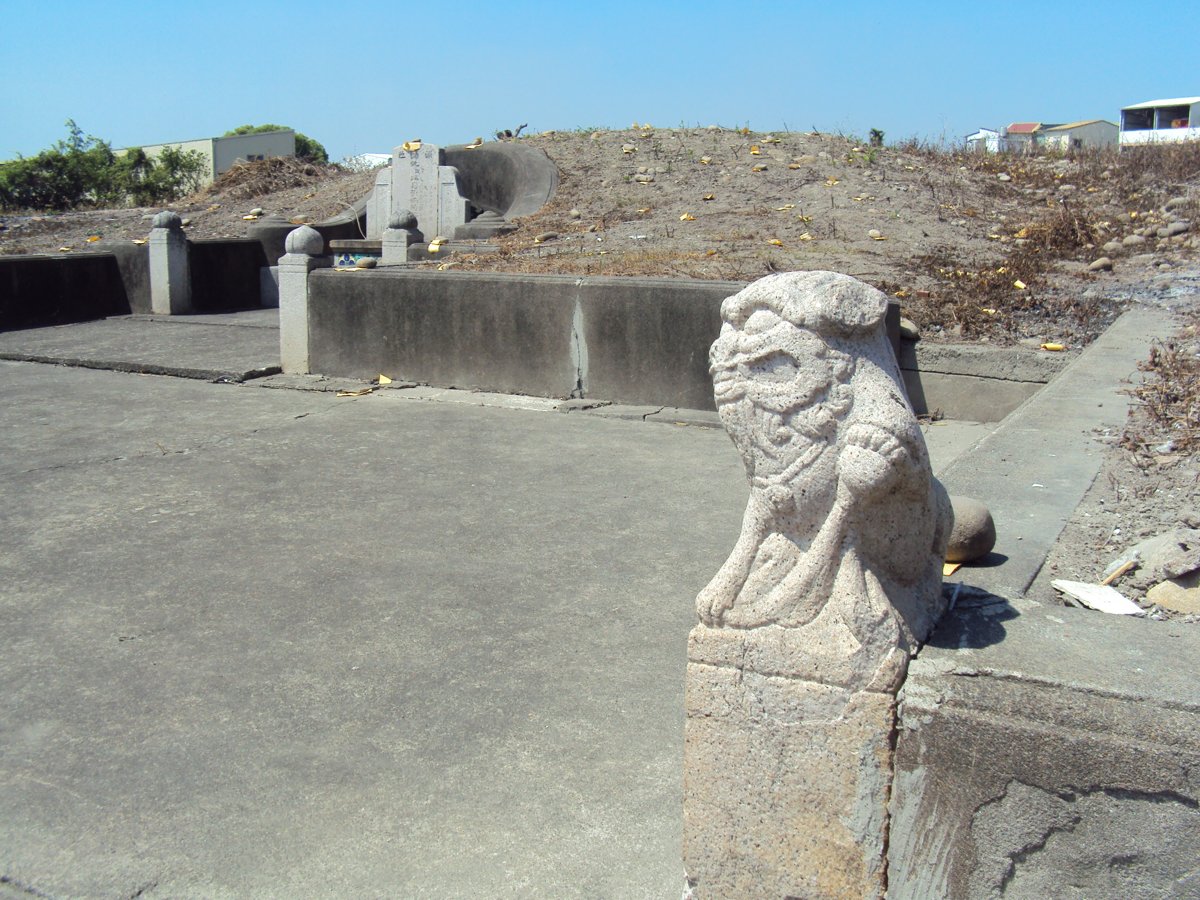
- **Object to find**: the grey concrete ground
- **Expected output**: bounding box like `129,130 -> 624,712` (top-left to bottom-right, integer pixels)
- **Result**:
0,306 -> 1162,897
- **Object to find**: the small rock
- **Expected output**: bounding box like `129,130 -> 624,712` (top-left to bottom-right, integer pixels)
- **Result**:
997,173 -> 1011,182
1102,240 -> 1122,254
249,207 -> 264,217
1122,233 -> 1146,247
355,257 -> 377,269
568,209 -> 582,219
1166,221 -> 1190,237
946,496 -> 996,563
633,173 -> 655,183
1058,183 -> 1076,194
1146,579 -> 1200,614
1087,257 -> 1113,272
180,218 -> 191,227
1164,197 -> 1188,212
867,228 -> 882,239
1104,528 -> 1200,591
534,231 -> 559,243
899,317 -> 920,341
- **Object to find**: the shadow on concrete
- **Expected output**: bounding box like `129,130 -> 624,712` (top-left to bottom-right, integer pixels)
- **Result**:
927,586 -> 1019,651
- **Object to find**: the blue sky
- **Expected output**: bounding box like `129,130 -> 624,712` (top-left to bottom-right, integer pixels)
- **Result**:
1,0 -> 1196,162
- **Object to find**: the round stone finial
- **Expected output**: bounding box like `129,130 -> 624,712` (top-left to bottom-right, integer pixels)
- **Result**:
151,210 -> 182,230
388,209 -> 417,230
284,224 -> 324,256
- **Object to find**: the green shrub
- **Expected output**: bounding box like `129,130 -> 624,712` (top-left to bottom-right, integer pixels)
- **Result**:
0,120 -> 207,211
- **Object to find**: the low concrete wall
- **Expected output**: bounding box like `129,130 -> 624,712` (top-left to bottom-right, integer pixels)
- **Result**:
307,270 -> 738,409
888,595 -> 1200,899
0,245 -> 149,331
187,239 -> 270,312
900,341 -> 1068,422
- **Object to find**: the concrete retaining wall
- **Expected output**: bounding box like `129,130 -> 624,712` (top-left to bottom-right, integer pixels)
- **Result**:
888,596 -> 1200,899
187,239 -> 270,312
307,270 -> 737,409
0,244 -> 149,331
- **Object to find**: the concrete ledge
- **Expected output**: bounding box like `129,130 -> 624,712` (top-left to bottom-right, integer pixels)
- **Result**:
900,341 -> 1069,422
0,248 -> 147,330
889,594 -> 1200,899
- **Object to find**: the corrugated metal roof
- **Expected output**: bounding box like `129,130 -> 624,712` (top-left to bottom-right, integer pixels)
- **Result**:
1006,122 -> 1042,133
1122,97 -> 1200,110
1044,120 -> 1117,131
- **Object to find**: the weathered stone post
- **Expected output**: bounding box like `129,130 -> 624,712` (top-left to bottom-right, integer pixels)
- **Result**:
381,210 -> 419,264
278,225 -> 330,374
148,210 -> 192,315
682,271 -> 951,898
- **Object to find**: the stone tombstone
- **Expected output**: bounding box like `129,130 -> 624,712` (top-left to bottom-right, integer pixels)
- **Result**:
383,142 -> 469,243
682,271 -> 951,899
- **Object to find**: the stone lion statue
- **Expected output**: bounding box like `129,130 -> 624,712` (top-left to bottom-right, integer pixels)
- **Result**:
696,271 -> 951,662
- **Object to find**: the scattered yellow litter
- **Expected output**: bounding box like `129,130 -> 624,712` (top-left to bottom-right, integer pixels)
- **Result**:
679,213 -> 696,221
943,562 -> 962,576
705,248 -> 717,256
436,262 -> 452,270
796,214 -> 812,223
1014,227 -> 1029,239
981,307 -> 997,315
1013,279 -> 1027,290
699,156 -> 712,165
738,127 -> 750,135
636,207 -> 651,214
401,139 -> 422,152
1129,211 -> 1139,219
622,143 -> 636,154
640,123 -> 654,130
467,136 -> 482,148
428,237 -> 446,253
798,232 -> 813,241
825,177 -> 839,186
750,145 -> 761,155
132,239 -> 147,245
378,374 -> 393,385
767,239 -> 783,247
336,387 -> 375,398
894,289 -> 910,298
58,246 -> 72,252
86,235 -> 101,242
787,163 -> 802,169
751,164 -> 767,172
1041,342 -> 1065,351
762,136 -> 781,144
776,204 -> 795,211
242,214 -> 259,221
702,193 -> 715,201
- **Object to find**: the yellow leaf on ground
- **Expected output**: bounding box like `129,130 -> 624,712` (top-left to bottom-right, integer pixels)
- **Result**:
336,388 -> 376,398
705,248 -> 717,256
702,194 -> 715,201
1013,280 -> 1027,290
943,562 -> 962,576
750,145 -> 761,155
767,239 -> 783,246
894,289 -> 910,298
776,204 -> 795,211
825,177 -> 839,186
636,208 -> 651,214
1041,342 -> 1065,351
798,233 -> 813,241
86,235 -> 101,242
58,246 -> 72,252
679,213 -> 696,221
378,374 -> 393,385
699,156 -> 712,165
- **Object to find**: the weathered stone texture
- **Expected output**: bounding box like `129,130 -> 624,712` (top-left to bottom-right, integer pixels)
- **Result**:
683,271 -> 949,898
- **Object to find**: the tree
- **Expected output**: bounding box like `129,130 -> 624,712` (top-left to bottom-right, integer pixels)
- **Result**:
223,124 -> 329,164
0,120 -> 207,211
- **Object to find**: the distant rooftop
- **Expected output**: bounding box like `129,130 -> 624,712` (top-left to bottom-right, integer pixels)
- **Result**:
1005,122 -> 1044,134
1044,120 -> 1116,131
1122,97 -> 1200,110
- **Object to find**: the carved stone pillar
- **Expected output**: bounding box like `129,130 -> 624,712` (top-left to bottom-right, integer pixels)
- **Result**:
682,271 -> 951,899
278,225 -> 330,374
148,210 -> 191,315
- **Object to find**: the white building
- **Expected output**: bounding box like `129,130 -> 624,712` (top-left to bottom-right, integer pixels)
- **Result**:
1120,97 -> 1200,147
124,129 -> 297,185
1040,120 -> 1119,151
965,128 -> 1003,153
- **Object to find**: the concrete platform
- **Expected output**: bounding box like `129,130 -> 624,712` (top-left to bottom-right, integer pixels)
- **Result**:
0,357 -> 747,898
0,303 -> 1180,896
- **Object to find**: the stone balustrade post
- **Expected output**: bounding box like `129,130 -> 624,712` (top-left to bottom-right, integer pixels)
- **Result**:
682,271 -> 951,899
278,225 -> 330,374
148,211 -> 192,315
381,209 -> 419,264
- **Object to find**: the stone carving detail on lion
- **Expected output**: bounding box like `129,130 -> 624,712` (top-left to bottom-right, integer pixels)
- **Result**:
696,271 -> 951,672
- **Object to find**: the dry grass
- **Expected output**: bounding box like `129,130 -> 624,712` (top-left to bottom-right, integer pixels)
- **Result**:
194,157 -> 341,203
1121,320 -> 1200,462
